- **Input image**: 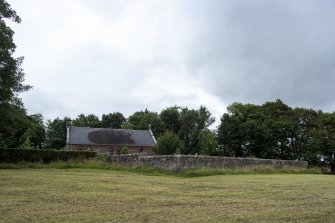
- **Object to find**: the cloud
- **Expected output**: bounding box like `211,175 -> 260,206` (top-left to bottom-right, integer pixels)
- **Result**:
8,0 -> 335,125
183,0 -> 335,110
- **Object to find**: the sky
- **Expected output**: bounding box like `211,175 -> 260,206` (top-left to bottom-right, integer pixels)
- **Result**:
7,0 -> 335,125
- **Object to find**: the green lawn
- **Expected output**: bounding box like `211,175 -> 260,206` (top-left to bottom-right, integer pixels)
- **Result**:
0,169 -> 334,223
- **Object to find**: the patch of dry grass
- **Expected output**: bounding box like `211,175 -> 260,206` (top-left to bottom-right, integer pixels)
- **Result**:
0,169 -> 334,223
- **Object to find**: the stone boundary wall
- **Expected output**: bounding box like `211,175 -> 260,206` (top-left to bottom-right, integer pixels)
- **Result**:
109,154 -> 308,171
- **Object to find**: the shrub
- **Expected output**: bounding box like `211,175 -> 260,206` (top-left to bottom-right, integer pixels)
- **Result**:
154,131 -> 185,155
120,147 -> 129,155
0,148 -> 96,163
330,158 -> 335,174
199,129 -> 219,156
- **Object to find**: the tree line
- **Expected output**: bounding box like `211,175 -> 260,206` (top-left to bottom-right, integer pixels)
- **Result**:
2,101 -> 335,166
0,1 -> 334,168
219,100 -> 335,165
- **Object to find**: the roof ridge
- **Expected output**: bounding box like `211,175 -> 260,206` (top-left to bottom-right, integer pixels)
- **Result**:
70,126 -> 150,132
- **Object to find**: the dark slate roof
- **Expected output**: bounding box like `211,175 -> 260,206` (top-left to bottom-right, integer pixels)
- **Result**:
68,127 -> 156,147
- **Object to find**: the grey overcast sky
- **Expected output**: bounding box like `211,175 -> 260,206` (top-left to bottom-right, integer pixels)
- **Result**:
7,0 -> 335,123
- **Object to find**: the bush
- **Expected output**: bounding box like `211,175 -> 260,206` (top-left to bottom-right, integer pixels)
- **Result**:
199,130 -> 219,156
330,158 -> 335,174
153,131 -> 185,155
0,148 -> 96,163
120,147 -> 129,155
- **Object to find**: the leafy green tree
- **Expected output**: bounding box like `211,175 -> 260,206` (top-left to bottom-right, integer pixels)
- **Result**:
0,1 -> 31,148
218,100 -> 295,159
72,114 -> 101,127
178,106 -> 215,154
160,106 -> 181,133
19,113 -> 45,149
72,114 -> 87,127
0,100 -> 44,149
0,98 -> 29,148
218,102 -> 263,157
315,112 -> 335,165
45,117 -> 71,149
217,99 -> 334,162
0,0 -> 31,104
101,112 -> 126,128
124,109 -> 164,136
218,113 -> 243,157
86,114 -> 101,127
260,100 -> 294,159
199,129 -> 219,156
289,108 -> 319,162
153,131 -> 185,155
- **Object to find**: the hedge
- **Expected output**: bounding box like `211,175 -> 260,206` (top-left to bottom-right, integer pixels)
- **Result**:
0,148 -> 96,163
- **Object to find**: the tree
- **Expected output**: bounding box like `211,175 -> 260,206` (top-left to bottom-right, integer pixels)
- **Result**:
0,0 -> 31,103
289,108 -> 319,162
19,113 -> 45,149
314,112 -> 335,165
72,114 -> 101,127
218,100 -> 295,159
218,110 -> 247,157
199,129 -> 219,156
124,109 -> 164,136
259,100 -> 293,159
45,117 -> 71,149
0,1 -> 31,148
160,106 -> 181,133
153,131 -> 185,155
0,97 -> 29,148
101,112 -> 126,128
217,100 -> 333,161
178,106 -> 215,154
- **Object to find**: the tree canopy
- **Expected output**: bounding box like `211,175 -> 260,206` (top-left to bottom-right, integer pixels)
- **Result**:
153,131 -> 184,155
0,1 -> 40,149
101,112 -> 126,129
217,99 -> 335,165
123,109 -> 164,136
0,0 -> 31,103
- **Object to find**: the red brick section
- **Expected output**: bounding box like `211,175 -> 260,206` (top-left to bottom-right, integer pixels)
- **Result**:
68,144 -> 154,155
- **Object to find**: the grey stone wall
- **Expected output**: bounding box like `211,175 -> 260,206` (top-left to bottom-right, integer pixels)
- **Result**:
109,154 -> 308,171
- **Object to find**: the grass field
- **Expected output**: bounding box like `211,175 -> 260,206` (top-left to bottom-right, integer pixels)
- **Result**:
0,169 -> 334,223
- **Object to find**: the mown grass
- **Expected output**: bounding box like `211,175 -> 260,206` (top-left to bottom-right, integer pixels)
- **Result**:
0,159 -> 322,177
0,168 -> 334,223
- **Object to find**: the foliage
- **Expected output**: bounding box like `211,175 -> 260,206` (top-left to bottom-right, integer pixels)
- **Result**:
0,1 -> 34,150
159,106 -> 181,133
124,109 -> 164,136
153,131 -> 185,155
329,158 -> 335,174
0,148 -> 96,163
72,114 -> 101,127
218,99 -> 335,168
178,106 -> 215,154
0,98 -> 28,148
199,129 -> 219,155
120,147 -> 129,155
19,113 -> 45,149
45,117 -> 71,149
0,98 -> 45,149
101,112 -> 126,128
0,0 -> 31,104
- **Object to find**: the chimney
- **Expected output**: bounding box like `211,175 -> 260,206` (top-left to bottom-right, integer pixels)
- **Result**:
66,121 -> 71,147
148,124 -> 157,144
